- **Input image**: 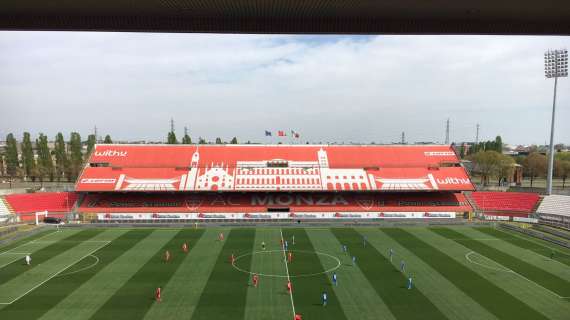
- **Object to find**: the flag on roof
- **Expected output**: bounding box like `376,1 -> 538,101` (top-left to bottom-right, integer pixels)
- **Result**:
265,130 -> 272,136
278,130 -> 286,137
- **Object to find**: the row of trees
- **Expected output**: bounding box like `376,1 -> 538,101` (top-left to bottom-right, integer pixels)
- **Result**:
166,131 -> 238,145
1,132 -> 113,183
469,150 -> 570,188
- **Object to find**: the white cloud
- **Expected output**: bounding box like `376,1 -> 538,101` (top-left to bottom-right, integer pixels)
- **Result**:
0,32 -> 568,145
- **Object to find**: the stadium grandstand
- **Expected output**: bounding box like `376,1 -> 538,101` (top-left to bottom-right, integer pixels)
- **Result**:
3,192 -> 77,222
536,195 -> 570,229
467,191 -> 541,219
76,144 -> 475,222
0,196 -> 14,223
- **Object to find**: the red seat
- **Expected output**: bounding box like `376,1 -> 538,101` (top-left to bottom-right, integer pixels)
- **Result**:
5,192 -> 78,214
470,192 -> 539,213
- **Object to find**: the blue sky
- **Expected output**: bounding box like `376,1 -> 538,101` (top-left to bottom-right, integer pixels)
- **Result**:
0,32 -> 568,146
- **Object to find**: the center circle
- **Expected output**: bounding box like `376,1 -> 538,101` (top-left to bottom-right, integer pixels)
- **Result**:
232,249 -> 341,278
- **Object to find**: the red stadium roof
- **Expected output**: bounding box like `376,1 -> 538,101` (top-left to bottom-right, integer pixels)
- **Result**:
76,144 -> 474,192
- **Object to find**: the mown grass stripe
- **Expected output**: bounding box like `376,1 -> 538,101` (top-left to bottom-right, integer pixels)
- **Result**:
432,227 -> 570,297
478,227 -> 570,267
144,229 -> 225,320
244,228 -> 291,320
90,228 -> 204,319
191,229 -> 255,320
39,230 -> 178,320
307,229 -> 397,320
0,229 -> 100,286
0,229 -> 148,318
384,228 -> 548,320
0,229 -> 57,252
282,228 -> 347,320
331,228 -> 446,320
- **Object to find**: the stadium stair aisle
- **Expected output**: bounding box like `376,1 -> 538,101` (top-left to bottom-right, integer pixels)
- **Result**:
243,228 -> 292,320
191,229 -> 255,320
0,229 -> 80,273
455,227 -> 570,283
282,228 -> 348,320
39,229 -> 179,320
306,228 -> 397,320
0,229 -> 150,319
357,228 -> 498,320
330,228 -> 446,320
477,227 -> 570,267
90,228 -> 205,319
432,227 -> 570,298
383,228 -> 548,320
143,229 -> 225,319
0,229 -> 106,305
411,228 -> 570,320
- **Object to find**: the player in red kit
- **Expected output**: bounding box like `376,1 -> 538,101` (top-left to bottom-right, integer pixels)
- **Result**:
182,242 -> 188,253
155,287 -> 162,302
288,251 -> 293,263
164,250 -> 171,263
252,273 -> 259,287
294,314 -> 302,320
286,280 -> 292,294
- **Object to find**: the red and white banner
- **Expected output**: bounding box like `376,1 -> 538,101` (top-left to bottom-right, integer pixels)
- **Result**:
77,144 -> 473,192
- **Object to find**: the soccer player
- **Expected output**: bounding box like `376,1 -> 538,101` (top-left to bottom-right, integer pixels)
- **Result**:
288,251 -> 293,263
322,291 -> 328,306
182,242 -> 189,253
252,273 -> 259,288
363,235 -> 367,247
400,260 -> 406,273
389,248 -> 394,262
287,280 -> 292,294
294,314 -> 302,320
343,245 -> 348,253
155,287 -> 162,302
219,232 -> 225,241
292,235 -> 295,245
261,241 -> 266,250
25,255 -> 31,266
164,250 -> 171,263
407,276 -> 413,290
284,240 -> 289,251
332,272 -> 338,286
352,256 -> 356,266
230,253 -> 236,265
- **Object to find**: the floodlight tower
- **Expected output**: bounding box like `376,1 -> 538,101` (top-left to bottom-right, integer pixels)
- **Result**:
544,49 -> 568,195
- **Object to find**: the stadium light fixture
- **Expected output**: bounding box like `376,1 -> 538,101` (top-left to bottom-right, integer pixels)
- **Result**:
544,49 -> 568,195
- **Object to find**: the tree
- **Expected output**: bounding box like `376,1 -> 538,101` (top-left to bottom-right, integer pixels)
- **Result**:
68,132 -> 83,181
469,151 -> 503,185
555,153 -> 570,189
167,131 -> 178,144
86,134 -> 96,159
523,152 -> 547,188
21,132 -> 36,181
103,135 -> 113,144
36,133 -> 54,183
494,136 -> 503,152
230,137 -> 238,144
497,154 -> 516,185
198,137 -> 206,144
182,134 -> 192,144
459,144 -> 465,158
0,153 -> 4,176
215,137 -> 223,144
54,132 -> 69,182
5,133 -> 19,178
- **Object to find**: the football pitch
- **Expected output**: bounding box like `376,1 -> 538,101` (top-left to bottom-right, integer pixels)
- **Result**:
0,226 -> 569,320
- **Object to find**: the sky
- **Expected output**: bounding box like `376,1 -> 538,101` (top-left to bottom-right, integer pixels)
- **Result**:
0,32 -> 568,146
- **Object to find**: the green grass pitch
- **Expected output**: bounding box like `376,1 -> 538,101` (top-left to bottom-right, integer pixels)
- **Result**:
0,225 -> 569,319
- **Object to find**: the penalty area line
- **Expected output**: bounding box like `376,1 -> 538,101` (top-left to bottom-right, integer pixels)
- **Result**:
0,241 -> 112,305
280,229 -> 296,318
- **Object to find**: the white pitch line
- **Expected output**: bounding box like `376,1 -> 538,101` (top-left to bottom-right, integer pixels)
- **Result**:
280,229 -> 296,318
0,241 -> 112,305
0,230 -> 60,256
465,250 -> 570,300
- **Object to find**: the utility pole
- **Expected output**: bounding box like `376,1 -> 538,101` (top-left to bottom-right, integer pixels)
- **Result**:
475,123 -> 480,144
184,126 -> 188,137
170,118 -> 175,133
445,118 -> 450,145
401,131 -> 405,144
94,126 -> 98,143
